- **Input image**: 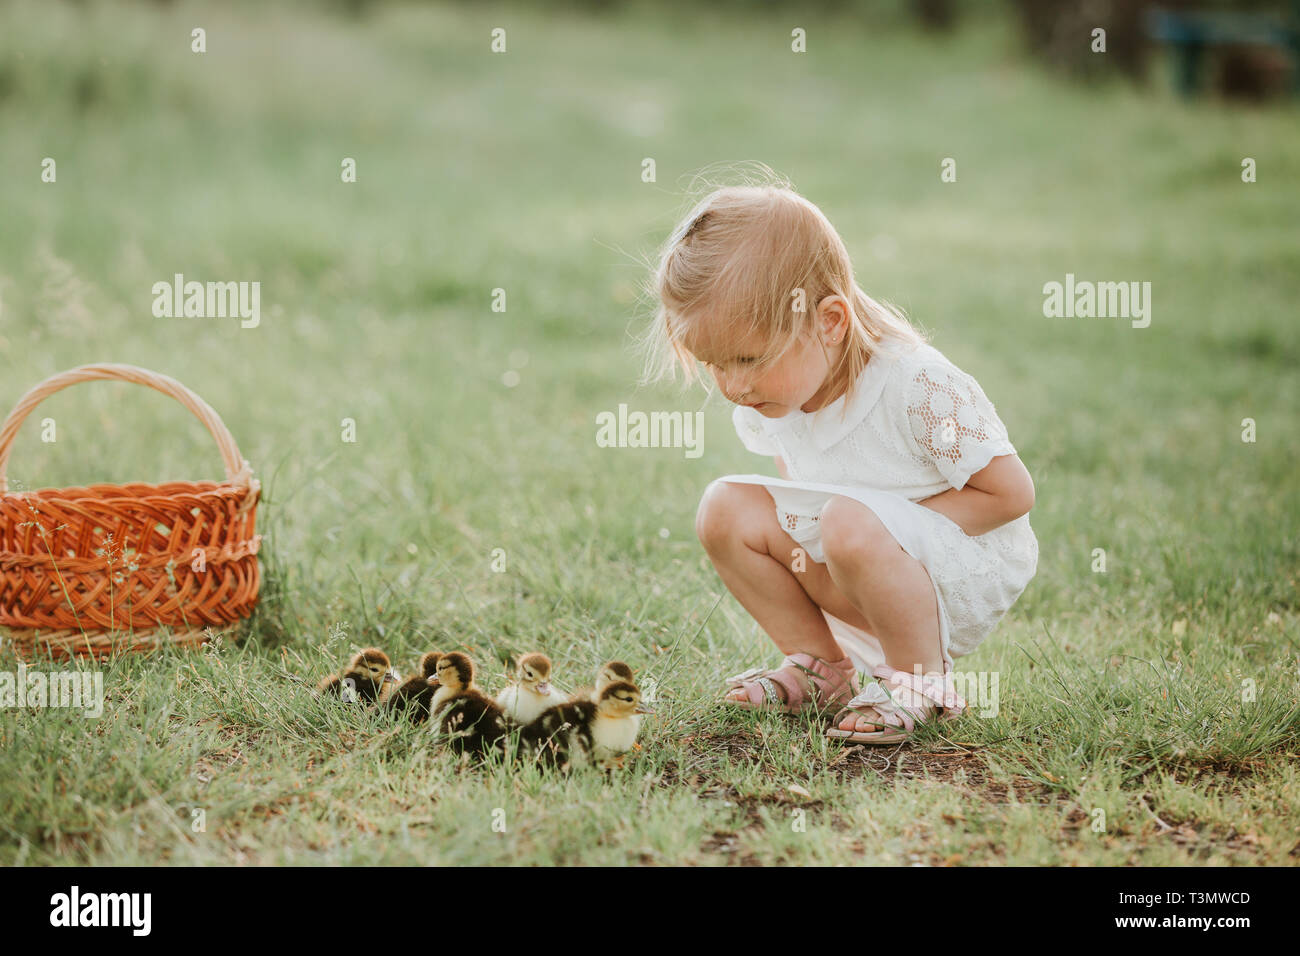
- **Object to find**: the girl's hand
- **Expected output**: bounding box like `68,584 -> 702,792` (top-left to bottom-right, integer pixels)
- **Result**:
917,454 -> 1034,536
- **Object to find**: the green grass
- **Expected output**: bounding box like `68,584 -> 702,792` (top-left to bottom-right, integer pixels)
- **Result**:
0,0 -> 1297,865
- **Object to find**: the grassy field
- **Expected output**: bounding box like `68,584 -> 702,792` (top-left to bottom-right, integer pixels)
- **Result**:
1,0 -> 1298,865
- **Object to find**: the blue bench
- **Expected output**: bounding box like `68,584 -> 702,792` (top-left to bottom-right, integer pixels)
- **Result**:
1145,4 -> 1300,96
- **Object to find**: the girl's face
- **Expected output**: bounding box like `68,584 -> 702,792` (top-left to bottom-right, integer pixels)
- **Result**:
682,305 -> 846,416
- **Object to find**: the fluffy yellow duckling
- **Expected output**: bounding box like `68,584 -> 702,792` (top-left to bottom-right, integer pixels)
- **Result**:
495,652 -> 568,725
590,680 -> 649,767
521,680 -> 646,771
569,660 -> 635,704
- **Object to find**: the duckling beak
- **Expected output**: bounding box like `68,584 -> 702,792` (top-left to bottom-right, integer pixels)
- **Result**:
384,671 -> 399,683
635,704 -> 655,715
535,681 -> 551,695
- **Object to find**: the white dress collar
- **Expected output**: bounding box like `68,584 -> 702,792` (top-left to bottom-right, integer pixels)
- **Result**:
737,337 -> 913,452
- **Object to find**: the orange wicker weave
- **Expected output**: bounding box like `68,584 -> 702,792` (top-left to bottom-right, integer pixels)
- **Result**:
0,364 -> 261,659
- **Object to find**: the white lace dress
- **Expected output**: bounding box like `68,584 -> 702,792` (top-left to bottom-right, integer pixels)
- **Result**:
721,337 -> 1039,673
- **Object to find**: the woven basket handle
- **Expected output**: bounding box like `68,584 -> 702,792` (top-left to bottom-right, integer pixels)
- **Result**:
0,364 -> 259,506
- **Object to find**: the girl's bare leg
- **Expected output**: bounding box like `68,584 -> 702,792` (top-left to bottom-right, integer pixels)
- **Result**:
818,495 -> 945,675
696,480 -> 847,663
696,482 -> 944,727
819,495 -> 946,731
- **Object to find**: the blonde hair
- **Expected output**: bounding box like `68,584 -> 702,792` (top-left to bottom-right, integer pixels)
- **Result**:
637,166 -> 928,410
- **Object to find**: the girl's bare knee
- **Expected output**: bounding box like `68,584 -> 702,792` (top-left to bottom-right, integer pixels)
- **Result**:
820,496 -> 895,568
695,480 -> 768,553
695,480 -> 736,552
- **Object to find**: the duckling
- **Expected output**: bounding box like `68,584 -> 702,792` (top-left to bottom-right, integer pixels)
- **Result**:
431,652 -> 510,759
316,648 -> 397,703
589,680 -> 647,768
520,681 -> 645,771
383,651 -> 441,723
518,698 -> 593,771
569,659 -> 635,704
495,652 -> 568,725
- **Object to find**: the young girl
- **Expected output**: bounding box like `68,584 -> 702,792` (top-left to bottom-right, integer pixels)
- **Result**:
642,181 -> 1038,744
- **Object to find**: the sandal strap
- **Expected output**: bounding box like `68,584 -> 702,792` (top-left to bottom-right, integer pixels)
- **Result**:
871,663 -> 966,715
842,682 -> 918,732
846,683 -> 893,708
724,653 -> 858,710
785,653 -> 855,690
783,652 -> 858,705
762,667 -> 809,709
724,667 -> 802,708
724,670 -> 777,707
724,667 -> 768,686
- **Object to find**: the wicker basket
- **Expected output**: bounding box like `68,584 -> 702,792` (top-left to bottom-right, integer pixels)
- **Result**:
0,364 -> 262,659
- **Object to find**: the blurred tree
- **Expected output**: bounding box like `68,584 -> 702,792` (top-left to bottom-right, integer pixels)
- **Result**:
913,0 -> 957,32
1011,0 -> 1151,81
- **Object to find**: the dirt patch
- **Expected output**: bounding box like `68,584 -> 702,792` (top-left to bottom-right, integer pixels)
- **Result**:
668,728 -> 1059,806
664,729 -> 1288,863
825,741 -> 1058,803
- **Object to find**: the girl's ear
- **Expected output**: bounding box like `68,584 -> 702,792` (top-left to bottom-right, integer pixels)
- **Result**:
817,295 -> 850,341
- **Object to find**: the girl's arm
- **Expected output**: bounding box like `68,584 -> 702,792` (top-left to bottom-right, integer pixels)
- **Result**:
916,454 -> 1034,536
775,456 -> 790,480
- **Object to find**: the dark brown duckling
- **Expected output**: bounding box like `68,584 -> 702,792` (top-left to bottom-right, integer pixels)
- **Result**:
383,651 -> 442,724
431,651 -> 511,760
316,647 -> 398,703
